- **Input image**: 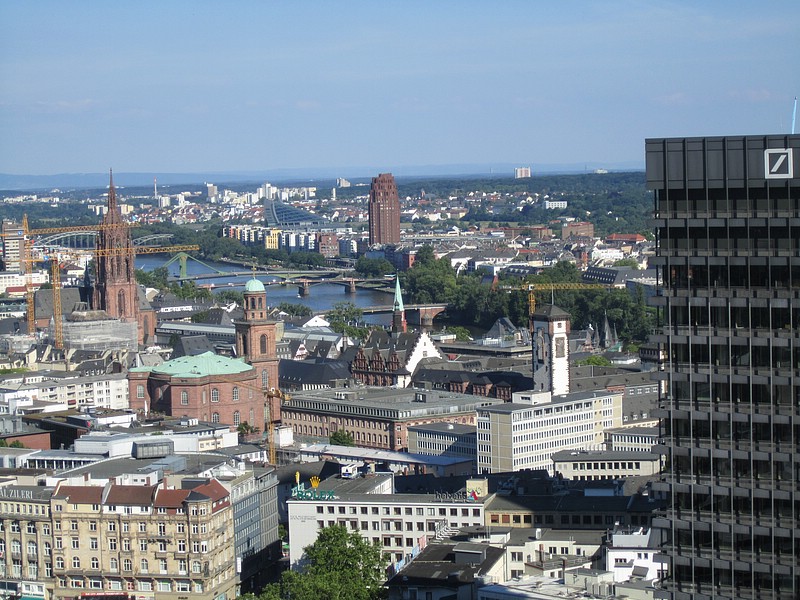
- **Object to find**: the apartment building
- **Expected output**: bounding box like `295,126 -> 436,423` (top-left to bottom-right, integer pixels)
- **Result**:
0,485 -> 52,600
2,372 -> 130,411
49,479 -> 236,600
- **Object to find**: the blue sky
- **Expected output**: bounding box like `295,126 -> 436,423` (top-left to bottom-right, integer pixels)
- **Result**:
1,1 -> 798,176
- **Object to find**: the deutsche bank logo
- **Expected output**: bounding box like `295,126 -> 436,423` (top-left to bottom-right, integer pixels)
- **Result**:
764,148 -> 793,179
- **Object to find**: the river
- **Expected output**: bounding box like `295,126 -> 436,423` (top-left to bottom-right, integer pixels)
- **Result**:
136,255 -> 393,325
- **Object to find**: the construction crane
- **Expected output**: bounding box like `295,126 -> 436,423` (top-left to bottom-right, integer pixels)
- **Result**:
522,282 -> 610,317
2,216 -> 138,334
43,243 -> 200,348
211,377 -> 287,464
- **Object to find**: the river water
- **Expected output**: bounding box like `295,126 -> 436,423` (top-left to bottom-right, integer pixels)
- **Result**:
136,255 -> 393,324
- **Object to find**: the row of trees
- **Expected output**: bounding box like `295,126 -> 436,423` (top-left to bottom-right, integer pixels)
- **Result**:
402,247 -> 655,344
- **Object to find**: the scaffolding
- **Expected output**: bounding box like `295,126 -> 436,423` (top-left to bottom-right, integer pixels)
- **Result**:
51,312 -> 138,351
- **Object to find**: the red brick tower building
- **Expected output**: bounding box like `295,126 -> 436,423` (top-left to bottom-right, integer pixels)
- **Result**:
368,173 -> 401,245
92,170 -> 155,344
235,277 -> 281,421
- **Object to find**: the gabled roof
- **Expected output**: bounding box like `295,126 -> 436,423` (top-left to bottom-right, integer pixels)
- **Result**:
153,488 -> 190,508
53,485 -> 103,504
105,484 -> 158,506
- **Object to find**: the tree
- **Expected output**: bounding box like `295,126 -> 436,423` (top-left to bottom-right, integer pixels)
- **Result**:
578,355 -> 613,367
326,301 -> 362,325
278,302 -> 314,317
262,525 -> 386,600
445,325 -> 472,341
355,256 -> 394,278
613,258 -> 639,269
329,430 -> 354,446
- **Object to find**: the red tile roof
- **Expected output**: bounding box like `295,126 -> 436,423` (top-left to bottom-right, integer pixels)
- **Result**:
53,485 -> 104,504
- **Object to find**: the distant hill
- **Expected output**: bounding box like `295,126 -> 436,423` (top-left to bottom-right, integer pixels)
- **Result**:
0,161 -> 643,191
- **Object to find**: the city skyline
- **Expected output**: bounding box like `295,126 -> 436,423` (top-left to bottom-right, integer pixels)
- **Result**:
1,1 -> 799,176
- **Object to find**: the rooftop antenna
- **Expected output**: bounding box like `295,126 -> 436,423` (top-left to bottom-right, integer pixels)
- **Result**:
792,96 -> 797,134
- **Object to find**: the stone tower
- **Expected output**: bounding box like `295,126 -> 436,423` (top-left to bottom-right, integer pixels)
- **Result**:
530,304 -> 571,396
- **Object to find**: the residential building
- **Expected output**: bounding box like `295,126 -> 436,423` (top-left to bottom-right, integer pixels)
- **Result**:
647,134 -> 800,599
48,479 -> 236,600
1,220 -> 26,274
605,526 -> 663,583
514,167 -> 532,179
0,485 -> 53,600
562,221 -> 595,239
368,173 -> 401,245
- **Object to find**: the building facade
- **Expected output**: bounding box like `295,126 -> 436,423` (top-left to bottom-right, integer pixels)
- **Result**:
648,135 -> 800,600
49,480 -> 236,600
128,351 -> 264,429
476,390 -> 623,474
368,173 -> 401,246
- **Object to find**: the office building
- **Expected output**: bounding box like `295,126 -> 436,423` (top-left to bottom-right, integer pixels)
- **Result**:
368,173 -> 401,245
514,167 -> 532,179
647,135 -> 799,599
476,389 -> 623,474
1,220 -> 26,274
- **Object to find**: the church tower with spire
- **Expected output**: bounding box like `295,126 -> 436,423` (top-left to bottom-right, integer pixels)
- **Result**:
92,170 -> 154,343
392,275 -> 407,334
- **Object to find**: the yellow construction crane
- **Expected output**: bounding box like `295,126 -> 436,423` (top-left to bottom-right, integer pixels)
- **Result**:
43,243 -> 200,348
217,378 -> 287,464
2,215 -> 138,334
522,282 -> 610,317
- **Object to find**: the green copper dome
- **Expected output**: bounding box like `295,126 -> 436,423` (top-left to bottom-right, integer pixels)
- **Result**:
245,277 -> 265,293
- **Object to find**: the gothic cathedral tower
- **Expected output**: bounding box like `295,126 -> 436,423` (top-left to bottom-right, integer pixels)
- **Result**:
92,170 -> 154,344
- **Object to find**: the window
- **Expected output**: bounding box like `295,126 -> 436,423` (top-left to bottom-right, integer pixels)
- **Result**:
55,557 -> 64,569
159,558 -> 168,573
89,521 -> 97,531
140,559 -> 149,573
177,582 -> 190,592
177,523 -> 185,534
108,538 -> 117,551
91,557 -> 99,570
212,412 -> 220,423
233,411 -> 241,426
262,370 -> 269,389
72,557 -> 80,569
178,540 -> 186,552
109,558 -> 118,572
71,537 -> 79,549
27,522 -> 36,534
158,581 -> 172,592
260,334 -> 267,354
139,540 -> 148,551
192,560 -> 202,574
139,522 -> 146,532
136,385 -> 145,399
122,539 -> 130,551
90,537 -> 98,550
232,387 -> 239,401
123,559 -> 132,571
70,520 -> 78,530
108,522 -> 116,532
211,388 -> 219,403
181,390 -> 189,405
138,581 -> 152,592
27,541 -> 37,556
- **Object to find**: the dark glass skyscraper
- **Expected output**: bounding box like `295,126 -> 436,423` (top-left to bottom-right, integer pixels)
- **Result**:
368,172 -> 400,245
647,135 -> 799,600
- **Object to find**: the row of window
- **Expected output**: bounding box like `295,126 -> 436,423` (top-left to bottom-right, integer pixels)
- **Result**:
314,505 -> 481,518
